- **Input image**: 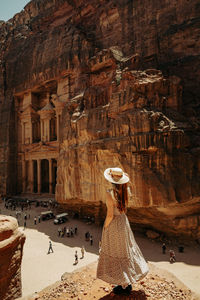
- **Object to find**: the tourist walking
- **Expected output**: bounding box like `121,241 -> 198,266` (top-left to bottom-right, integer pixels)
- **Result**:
97,167 -> 149,296
85,231 -> 90,241
90,235 -> 93,246
38,216 -> 41,223
81,246 -> 85,258
24,220 -> 26,230
70,227 -> 74,237
74,250 -> 78,264
74,225 -> 78,234
58,227 -> 62,237
34,216 -> 37,225
162,243 -> 166,254
169,249 -> 176,263
66,227 -> 70,237
47,241 -> 54,254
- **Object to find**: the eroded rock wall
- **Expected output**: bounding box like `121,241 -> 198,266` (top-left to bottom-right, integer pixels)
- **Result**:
0,216 -> 25,300
0,0 -> 199,237
57,49 -> 200,238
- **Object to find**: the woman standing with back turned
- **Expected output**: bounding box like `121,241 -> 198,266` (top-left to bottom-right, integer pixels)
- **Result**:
97,167 -> 149,295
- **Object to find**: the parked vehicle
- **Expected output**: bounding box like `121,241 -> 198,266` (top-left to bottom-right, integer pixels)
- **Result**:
54,213 -> 68,224
41,211 -> 55,221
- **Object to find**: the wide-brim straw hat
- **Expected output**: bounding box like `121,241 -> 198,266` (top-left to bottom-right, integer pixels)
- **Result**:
104,167 -> 129,184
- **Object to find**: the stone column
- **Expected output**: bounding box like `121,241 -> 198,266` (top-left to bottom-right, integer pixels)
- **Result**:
29,160 -> 34,193
56,114 -> 60,142
30,121 -> 33,144
37,159 -> 41,194
49,158 -> 52,194
40,120 -> 43,142
47,119 -> 50,142
21,122 -> 25,145
22,160 -> 26,193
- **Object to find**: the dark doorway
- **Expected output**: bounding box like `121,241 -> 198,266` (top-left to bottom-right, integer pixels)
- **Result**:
33,160 -> 37,193
41,159 -> 49,193
52,159 -> 57,194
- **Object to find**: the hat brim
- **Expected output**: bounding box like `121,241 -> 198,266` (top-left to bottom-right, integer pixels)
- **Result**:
104,168 -> 129,184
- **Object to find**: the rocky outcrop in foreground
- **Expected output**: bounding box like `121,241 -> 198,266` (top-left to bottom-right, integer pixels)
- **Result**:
0,215 -> 26,300
28,262 -> 196,300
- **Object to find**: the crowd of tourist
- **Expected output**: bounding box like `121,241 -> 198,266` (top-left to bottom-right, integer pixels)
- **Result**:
1,196 -> 96,266
1,196 -> 186,265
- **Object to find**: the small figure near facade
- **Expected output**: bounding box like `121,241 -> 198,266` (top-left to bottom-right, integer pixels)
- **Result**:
74,250 -> 78,264
61,229 -> 65,237
66,228 -> 70,237
169,249 -> 176,263
34,217 -> 37,225
81,246 -> 85,259
24,220 -> 26,230
47,241 -> 54,254
97,167 -> 149,296
74,225 -> 78,234
162,243 -> 166,254
58,227 -> 62,237
85,231 -> 90,241
70,227 -> 74,237
38,216 -> 41,223
90,235 -> 93,246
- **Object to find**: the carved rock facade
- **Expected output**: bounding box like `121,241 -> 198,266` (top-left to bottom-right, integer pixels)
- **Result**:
0,0 -> 199,238
0,216 -> 25,300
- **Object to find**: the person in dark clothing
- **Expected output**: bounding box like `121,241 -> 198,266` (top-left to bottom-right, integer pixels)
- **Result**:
47,241 -> 54,254
162,243 -> 166,254
74,226 -> 78,235
90,235 -> 93,246
74,250 -> 78,264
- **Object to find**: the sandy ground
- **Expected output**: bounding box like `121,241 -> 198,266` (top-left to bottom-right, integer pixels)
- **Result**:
0,202 -> 200,299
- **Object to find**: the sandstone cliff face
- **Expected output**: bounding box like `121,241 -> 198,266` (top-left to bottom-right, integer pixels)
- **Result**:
0,0 -> 199,238
0,216 -> 25,300
57,48 -> 200,238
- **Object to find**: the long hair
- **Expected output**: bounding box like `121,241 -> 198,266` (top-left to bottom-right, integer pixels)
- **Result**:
112,183 -> 128,212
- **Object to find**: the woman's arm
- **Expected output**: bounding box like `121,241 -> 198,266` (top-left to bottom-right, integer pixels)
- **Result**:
104,191 -> 114,229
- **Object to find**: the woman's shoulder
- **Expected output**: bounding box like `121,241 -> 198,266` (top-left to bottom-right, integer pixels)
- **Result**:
106,189 -> 117,206
106,189 -> 114,198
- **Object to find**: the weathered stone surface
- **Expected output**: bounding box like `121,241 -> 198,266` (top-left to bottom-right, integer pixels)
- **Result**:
0,215 -> 26,300
0,0 -> 199,238
28,262 -> 195,300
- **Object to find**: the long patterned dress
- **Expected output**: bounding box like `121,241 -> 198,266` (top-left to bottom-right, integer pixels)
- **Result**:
97,191 -> 149,286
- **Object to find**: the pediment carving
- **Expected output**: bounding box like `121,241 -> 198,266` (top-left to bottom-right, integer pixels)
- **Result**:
26,142 -> 58,153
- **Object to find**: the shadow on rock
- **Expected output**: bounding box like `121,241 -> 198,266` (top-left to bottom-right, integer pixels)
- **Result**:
99,290 -> 147,299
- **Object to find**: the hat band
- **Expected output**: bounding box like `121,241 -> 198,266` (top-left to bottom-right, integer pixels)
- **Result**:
109,170 -> 123,182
